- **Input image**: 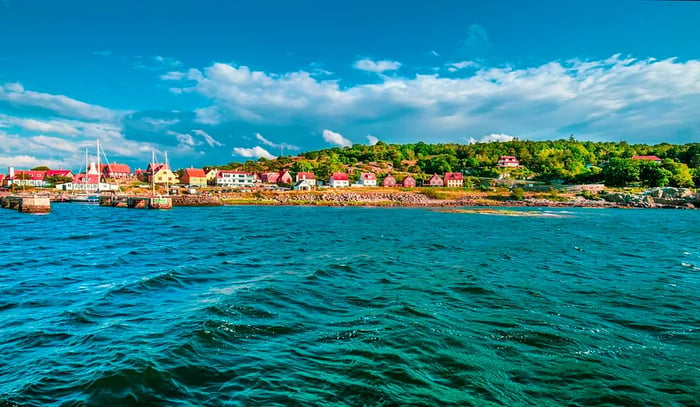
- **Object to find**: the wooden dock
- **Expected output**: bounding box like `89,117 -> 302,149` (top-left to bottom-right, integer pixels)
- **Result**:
99,195 -> 172,209
0,195 -> 51,213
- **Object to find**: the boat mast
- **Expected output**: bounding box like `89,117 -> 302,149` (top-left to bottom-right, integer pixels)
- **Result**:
151,150 -> 156,196
96,139 -> 101,193
165,151 -> 170,195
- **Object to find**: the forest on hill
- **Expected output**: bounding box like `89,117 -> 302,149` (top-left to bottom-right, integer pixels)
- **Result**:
214,138 -> 700,188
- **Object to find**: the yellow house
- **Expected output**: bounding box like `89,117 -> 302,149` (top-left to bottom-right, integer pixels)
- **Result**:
205,168 -> 218,185
182,168 -> 207,187
147,163 -> 179,185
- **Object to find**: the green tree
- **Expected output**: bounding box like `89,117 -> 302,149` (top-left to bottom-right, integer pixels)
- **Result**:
602,158 -> 639,187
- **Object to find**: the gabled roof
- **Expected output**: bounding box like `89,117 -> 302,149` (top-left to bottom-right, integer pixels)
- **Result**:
147,163 -> 171,172
46,169 -> 72,177
444,172 -> 463,181
103,163 -> 131,174
498,156 -> 519,161
330,172 -> 349,181
360,172 -> 376,180
72,173 -> 99,184
296,172 -> 315,179
428,173 -> 442,181
184,168 -> 206,177
11,170 -> 46,180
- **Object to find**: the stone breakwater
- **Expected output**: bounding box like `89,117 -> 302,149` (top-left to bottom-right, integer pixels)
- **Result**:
171,195 -> 222,207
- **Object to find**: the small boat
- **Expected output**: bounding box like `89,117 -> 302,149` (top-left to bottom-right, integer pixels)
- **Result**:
70,193 -> 99,204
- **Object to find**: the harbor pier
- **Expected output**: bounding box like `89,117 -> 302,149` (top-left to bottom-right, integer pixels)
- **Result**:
99,195 -> 172,209
0,195 -> 51,213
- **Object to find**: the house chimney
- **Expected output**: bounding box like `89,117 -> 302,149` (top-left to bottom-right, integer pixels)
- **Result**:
87,162 -> 98,175
8,166 -> 14,178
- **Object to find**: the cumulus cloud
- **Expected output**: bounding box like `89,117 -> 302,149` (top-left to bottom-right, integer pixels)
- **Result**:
232,146 -> 276,160
161,71 -> 186,81
366,135 -> 379,145
468,134 -> 515,144
447,61 -> 479,72
322,129 -> 352,147
164,55 -> 700,144
0,154 -> 65,169
353,58 -> 402,73
0,115 -> 78,135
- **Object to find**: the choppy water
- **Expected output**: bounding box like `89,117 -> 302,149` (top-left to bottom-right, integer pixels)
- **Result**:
0,205 -> 698,406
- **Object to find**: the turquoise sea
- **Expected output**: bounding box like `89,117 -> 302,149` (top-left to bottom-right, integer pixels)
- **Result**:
0,205 -> 698,406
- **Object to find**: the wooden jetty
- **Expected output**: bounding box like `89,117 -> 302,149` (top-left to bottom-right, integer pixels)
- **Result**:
0,195 -> 51,213
99,195 -> 172,210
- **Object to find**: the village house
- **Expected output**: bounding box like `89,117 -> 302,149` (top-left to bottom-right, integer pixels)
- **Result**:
402,175 -> 416,188
631,155 -> 662,163
426,174 -> 444,187
382,174 -> 396,187
497,156 -> 520,167
3,168 -> 48,188
181,168 -> 207,187
204,168 -> 218,185
216,170 -> 255,187
258,172 -> 279,184
357,172 -> 377,187
295,172 -> 316,186
328,172 -> 349,188
277,170 -> 293,185
46,169 -> 74,178
293,179 -> 312,191
147,163 -> 179,185
101,163 -> 132,179
444,172 -> 464,188
56,172 -> 118,192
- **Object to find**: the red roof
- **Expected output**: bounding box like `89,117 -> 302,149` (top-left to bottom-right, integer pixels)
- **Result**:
331,172 -> 349,181
46,169 -> 72,177
147,163 -> 171,172
184,168 -> 206,177
296,172 -> 315,180
444,172 -> 463,181
11,170 -> 46,180
258,172 -> 279,182
103,163 -> 131,174
72,173 -> 99,184
631,155 -> 662,161
428,174 -> 442,182
499,156 -> 518,161
360,172 -> 376,180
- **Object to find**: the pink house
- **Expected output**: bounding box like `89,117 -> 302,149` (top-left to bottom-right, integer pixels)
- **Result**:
444,172 -> 464,188
358,172 -> 377,187
402,176 -> 416,188
426,174 -> 444,187
382,174 -> 396,187
277,170 -> 293,185
631,155 -> 662,163
258,172 -> 279,184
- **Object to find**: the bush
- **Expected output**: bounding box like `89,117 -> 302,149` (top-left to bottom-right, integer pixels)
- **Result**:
510,187 -> 525,200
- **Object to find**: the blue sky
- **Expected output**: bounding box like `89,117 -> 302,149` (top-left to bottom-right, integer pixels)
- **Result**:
1,0 -> 700,170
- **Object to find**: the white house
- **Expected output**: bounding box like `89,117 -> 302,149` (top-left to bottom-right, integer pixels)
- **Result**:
293,179 -> 312,191
295,172 -> 316,186
357,172 -> 377,187
216,170 -> 256,187
328,172 -> 349,188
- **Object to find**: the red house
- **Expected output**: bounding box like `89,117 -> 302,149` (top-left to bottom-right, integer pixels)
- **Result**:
444,172 -> 464,188
46,169 -> 74,178
382,174 -> 396,187
402,176 -> 416,188
295,172 -> 316,186
102,163 -> 132,179
181,168 -> 207,187
426,174 -> 444,187
329,172 -> 350,188
6,170 -> 47,187
258,172 -> 279,184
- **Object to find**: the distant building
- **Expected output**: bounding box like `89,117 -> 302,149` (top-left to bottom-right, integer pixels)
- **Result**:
444,172 -> 464,188
181,168 -> 207,187
329,172 -> 350,188
3,168 -> 47,187
204,168 -> 218,185
358,172 -> 377,187
497,156 -> 520,167
631,155 -> 662,163
147,163 -> 179,185
426,174 -> 444,187
402,176 -> 416,188
295,172 -> 316,186
46,169 -> 74,178
382,174 -> 396,187
216,170 -> 255,187
258,172 -> 279,184
293,179 -> 312,191
101,163 -> 131,179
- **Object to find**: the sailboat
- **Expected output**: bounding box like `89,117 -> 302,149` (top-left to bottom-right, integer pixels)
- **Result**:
70,140 -> 117,203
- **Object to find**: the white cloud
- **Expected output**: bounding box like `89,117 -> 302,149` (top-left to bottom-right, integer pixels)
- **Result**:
468,134 -> 515,144
447,61 -> 479,72
353,58 -> 402,73
0,155 -> 65,169
0,115 -> 78,135
161,71 -> 186,81
193,129 -> 223,147
255,133 -> 299,151
366,135 -> 379,145
232,146 -> 276,160
322,129 -> 352,147
0,82 -> 118,121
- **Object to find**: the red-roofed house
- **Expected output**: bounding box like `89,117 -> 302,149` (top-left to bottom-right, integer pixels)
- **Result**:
382,174 -> 396,187
357,172 -> 377,187
102,163 -> 132,179
46,169 -> 74,178
181,168 -> 207,187
631,155 -> 662,162
329,172 -> 349,188
5,169 -> 47,187
277,170 -> 293,185
402,175 -> 416,188
0,174 -> 5,187
68,173 -> 100,191
444,172 -> 464,188
497,156 -> 520,167
295,172 -> 316,186
146,163 -> 179,185
426,174 -> 444,187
